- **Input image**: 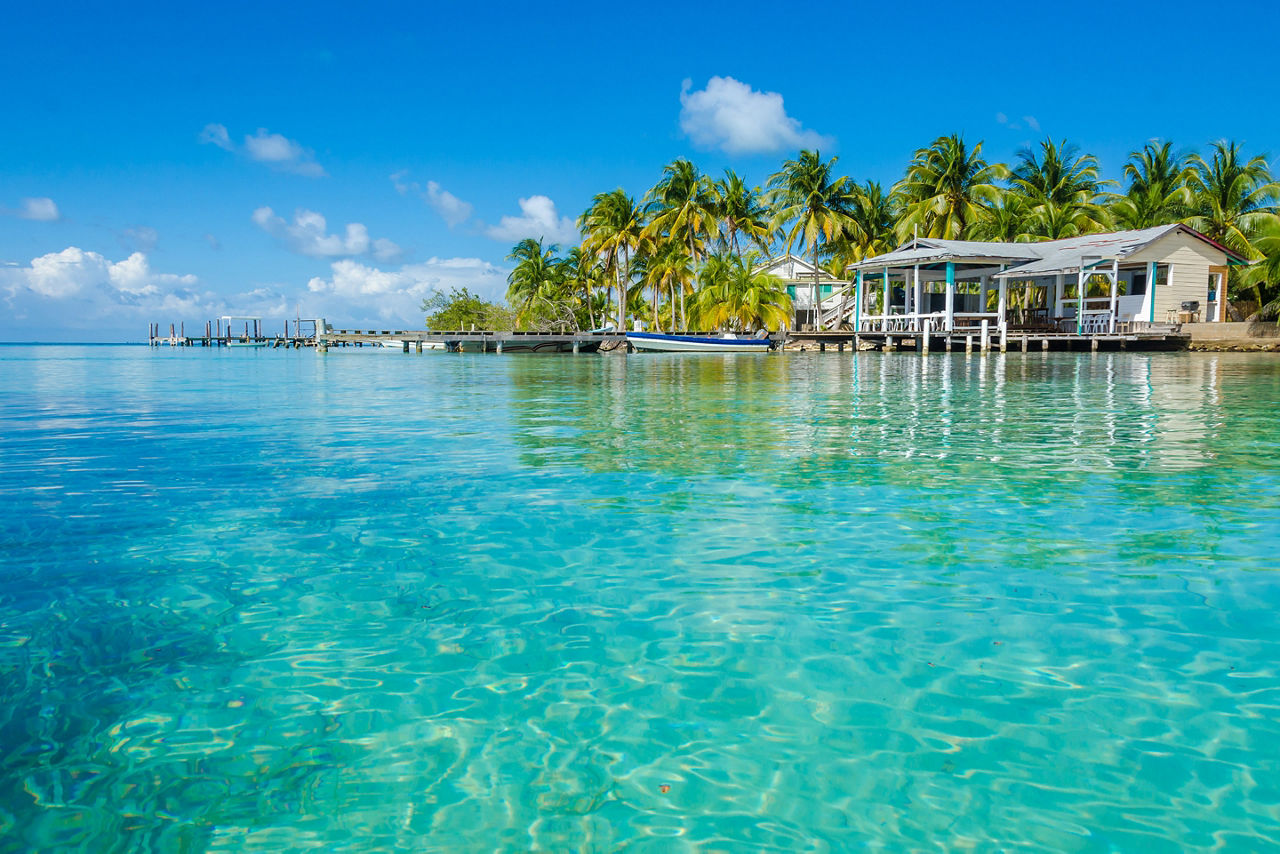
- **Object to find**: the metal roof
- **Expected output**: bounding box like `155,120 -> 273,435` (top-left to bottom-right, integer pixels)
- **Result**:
847,225 -> 1246,279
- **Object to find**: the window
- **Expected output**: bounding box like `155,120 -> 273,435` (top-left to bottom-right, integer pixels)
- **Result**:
1129,273 -> 1147,296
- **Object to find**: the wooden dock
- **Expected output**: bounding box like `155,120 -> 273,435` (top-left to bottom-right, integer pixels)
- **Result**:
148,322 -> 629,352
788,327 -> 1189,354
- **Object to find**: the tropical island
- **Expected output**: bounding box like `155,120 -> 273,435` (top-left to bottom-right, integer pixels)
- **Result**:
426,136 -> 1280,339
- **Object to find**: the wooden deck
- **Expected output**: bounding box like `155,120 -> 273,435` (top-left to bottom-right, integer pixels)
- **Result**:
788,328 -> 1189,353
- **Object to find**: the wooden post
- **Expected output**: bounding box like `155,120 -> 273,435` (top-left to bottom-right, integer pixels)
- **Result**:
965,334 -> 973,353
417,341 -> 423,353
1091,337 -> 1099,352
999,325 -> 1008,353
922,319 -> 931,354
980,319 -> 989,352
1021,335 -> 1028,352
885,336 -> 894,352
1109,258 -> 1119,334
1042,338 -> 1049,351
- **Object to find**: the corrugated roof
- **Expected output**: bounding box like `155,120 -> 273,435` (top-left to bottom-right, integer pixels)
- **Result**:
847,225 -> 1244,278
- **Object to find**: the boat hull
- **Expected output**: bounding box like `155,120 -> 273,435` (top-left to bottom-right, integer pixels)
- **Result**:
446,339 -> 602,354
626,332 -> 772,353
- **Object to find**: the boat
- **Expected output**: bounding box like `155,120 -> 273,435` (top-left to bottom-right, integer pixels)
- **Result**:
445,336 -> 602,354
227,339 -> 270,348
377,339 -> 444,350
625,331 -> 773,353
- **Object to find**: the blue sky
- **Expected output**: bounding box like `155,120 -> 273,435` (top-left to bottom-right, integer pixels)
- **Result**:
3,0 -> 1278,340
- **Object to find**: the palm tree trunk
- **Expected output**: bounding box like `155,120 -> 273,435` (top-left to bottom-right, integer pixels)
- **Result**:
684,232 -> 697,332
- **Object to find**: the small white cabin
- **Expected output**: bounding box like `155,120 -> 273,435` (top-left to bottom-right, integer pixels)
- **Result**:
754,254 -> 849,330
842,225 -> 1245,334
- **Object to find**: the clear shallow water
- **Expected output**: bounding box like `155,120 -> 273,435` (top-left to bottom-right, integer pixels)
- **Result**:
1,345 -> 1279,852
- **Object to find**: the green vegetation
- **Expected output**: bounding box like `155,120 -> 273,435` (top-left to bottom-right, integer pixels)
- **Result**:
494,135 -> 1280,332
420,287 -> 516,331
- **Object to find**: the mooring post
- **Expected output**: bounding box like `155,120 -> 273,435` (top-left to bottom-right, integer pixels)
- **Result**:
572,340 -> 580,354
980,319 -> 989,352
1021,335 -> 1028,352
965,334 -> 973,353
999,325 -> 1008,353
1042,338 -> 1049,351
854,334 -> 861,350
945,337 -> 952,352
885,336 -> 894,352
402,340 -> 409,353
416,341 -> 423,353
1091,337 -> 1099,352
496,340 -> 503,354
922,319 -> 931,355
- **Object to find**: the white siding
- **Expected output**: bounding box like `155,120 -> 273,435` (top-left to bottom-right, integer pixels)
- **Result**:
1126,231 -> 1226,321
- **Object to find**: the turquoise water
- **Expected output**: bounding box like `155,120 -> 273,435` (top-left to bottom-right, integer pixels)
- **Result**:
2,345 -> 1279,851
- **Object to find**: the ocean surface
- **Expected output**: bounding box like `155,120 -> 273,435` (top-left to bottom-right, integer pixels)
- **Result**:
1,344 -> 1279,852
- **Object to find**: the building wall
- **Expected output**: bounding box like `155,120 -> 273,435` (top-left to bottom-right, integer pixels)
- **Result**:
1127,232 -> 1225,322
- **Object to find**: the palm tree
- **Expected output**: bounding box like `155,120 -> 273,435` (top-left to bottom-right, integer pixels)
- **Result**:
767,149 -> 851,330
505,238 -> 562,327
643,159 -> 718,330
1008,138 -> 1111,237
638,239 -> 692,331
712,170 -> 773,259
971,190 -> 1029,242
826,180 -> 897,273
557,245 -> 604,329
892,134 -> 1008,241
1186,140 -> 1279,259
1110,141 -> 1194,229
580,189 -> 644,330
691,252 -> 792,332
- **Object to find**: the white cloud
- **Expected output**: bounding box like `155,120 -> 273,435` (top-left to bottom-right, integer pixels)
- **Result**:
678,76 -> 831,155
996,112 -> 1009,124
0,246 -> 213,339
252,206 -> 401,261
198,122 -> 233,151
20,197 -> 60,221
3,197 -> 60,221
391,172 -> 473,227
200,123 -> 326,177
1024,115 -> 1041,132
305,256 -> 508,324
483,195 -> 578,245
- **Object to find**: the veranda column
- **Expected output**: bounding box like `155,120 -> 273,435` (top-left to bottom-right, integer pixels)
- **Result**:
854,270 -> 863,332
979,274 -> 989,319
944,262 -> 955,331
997,275 -> 1008,332
913,265 -> 922,332
1109,258 -> 1119,333
882,267 -> 890,331
1053,273 -> 1064,320
1076,268 -> 1086,335
1146,261 -> 1157,323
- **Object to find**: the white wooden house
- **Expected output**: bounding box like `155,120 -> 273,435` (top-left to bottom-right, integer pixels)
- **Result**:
754,254 -> 849,330
840,225 -> 1244,334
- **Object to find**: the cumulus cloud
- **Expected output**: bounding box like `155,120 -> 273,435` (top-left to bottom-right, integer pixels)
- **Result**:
200,123 -> 326,177
252,206 -> 402,261
678,76 -> 831,155
305,256 -> 508,324
0,246 -> 217,339
391,171 -> 473,227
483,195 -> 578,245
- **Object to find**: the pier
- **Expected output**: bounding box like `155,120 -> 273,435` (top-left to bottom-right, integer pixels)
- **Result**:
789,326 -> 1188,353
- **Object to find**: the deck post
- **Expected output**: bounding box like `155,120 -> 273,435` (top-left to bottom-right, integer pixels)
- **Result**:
1042,338 -> 1049,351
1021,335 -> 1028,352
573,340 -> 580,354
980,319 -> 989,352
999,324 -> 1008,353
884,336 -> 894,352
922,318 -> 931,354
1091,337 -> 1099,352
965,334 -> 973,353
944,262 -> 955,331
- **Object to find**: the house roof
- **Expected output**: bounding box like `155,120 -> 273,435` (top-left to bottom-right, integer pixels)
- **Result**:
755,252 -> 847,282
847,224 -> 1247,279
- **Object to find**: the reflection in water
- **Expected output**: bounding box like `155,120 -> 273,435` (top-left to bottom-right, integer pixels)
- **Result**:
0,346 -> 1278,850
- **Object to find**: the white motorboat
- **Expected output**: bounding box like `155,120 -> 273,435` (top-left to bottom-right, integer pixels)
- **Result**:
625,331 -> 773,353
